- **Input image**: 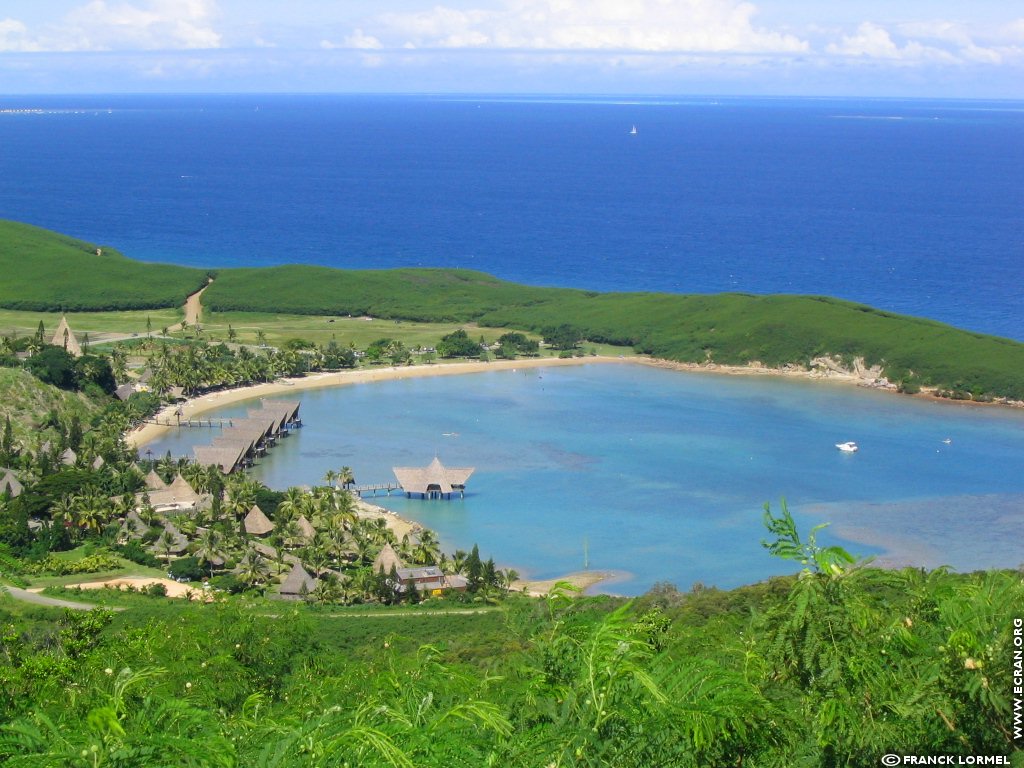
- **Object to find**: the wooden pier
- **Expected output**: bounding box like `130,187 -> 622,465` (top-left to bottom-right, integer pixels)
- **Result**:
351,483 -> 402,497
143,417 -> 235,429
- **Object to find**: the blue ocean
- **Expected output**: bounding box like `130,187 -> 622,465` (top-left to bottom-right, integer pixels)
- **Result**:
0,94 -> 1021,339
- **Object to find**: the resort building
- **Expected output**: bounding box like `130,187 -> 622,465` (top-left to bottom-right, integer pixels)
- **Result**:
372,543 -> 404,575
395,566 -> 469,597
192,401 -> 301,474
279,562 -> 317,600
0,471 -> 23,498
243,504 -> 275,537
372,542 -> 468,596
144,468 -> 168,490
49,316 -> 82,357
392,457 -> 475,499
294,515 -> 316,542
135,473 -> 207,514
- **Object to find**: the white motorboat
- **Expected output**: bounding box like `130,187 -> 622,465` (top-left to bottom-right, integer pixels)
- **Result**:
835,441 -> 859,453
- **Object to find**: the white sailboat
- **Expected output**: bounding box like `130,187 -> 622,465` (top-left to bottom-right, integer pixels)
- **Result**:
629,124 -> 638,135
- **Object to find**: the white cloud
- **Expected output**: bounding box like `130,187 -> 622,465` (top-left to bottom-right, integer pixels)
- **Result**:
0,17 -> 40,51
342,29 -> 383,50
824,19 -> 1024,67
3,0 -> 222,52
341,0 -> 808,54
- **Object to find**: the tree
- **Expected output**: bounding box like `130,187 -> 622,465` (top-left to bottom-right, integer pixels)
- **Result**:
436,329 -> 482,358
194,528 -> 226,577
0,416 -> 14,464
25,346 -> 77,390
542,324 -> 584,351
465,544 -> 483,592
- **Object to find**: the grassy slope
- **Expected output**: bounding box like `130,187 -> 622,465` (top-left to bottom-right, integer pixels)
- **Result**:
0,220 -> 208,311
0,368 -> 101,446
3,222 -> 1022,400
206,266 -> 1024,400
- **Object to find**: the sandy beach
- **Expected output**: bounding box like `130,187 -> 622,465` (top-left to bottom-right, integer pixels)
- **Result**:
511,570 -> 626,597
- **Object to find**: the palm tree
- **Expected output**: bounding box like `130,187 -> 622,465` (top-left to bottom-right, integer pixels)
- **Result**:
194,528 -> 226,577
237,548 -> 270,590
275,488 -> 304,523
413,528 -> 442,566
158,529 -> 177,561
339,466 -> 355,490
322,469 -> 338,489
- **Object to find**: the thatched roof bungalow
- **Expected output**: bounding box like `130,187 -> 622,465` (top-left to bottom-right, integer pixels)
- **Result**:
294,515 -> 316,541
372,543 -> 404,574
244,504 -> 275,537
279,562 -> 316,600
138,473 -> 206,514
50,316 -> 82,357
392,457 -> 474,499
0,471 -> 23,498
144,469 -> 168,490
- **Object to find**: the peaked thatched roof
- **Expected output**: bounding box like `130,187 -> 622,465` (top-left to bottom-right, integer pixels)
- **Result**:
91,455 -> 105,470
59,448 -> 77,466
193,444 -> 246,474
114,383 -> 136,401
280,562 -> 316,595
144,469 -> 167,490
392,457 -> 474,495
50,316 -> 82,357
295,515 -> 316,540
0,471 -> 23,498
119,509 -> 147,540
149,520 -> 189,555
373,543 -> 404,574
244,504 -> 275,536
139,473 -> 204,511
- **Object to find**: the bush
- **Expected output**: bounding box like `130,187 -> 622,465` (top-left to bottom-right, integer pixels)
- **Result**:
208,573 -> 245,594
168,556 -> 205,582
116,540 -> 162,569
144,582 -> 168,597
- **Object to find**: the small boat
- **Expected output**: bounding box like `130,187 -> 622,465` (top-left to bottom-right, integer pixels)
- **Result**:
942,438 -> 952,445
835,441 -> 859,453
629,124 -> 637,135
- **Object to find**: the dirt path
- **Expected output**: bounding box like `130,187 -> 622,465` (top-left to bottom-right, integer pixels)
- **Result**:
2,585 -> 110,611
169,278 -> 212,332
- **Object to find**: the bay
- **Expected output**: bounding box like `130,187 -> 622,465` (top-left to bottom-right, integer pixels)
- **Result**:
144,363 -> 1024,594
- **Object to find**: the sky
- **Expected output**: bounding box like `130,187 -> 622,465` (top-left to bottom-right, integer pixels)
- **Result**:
1,1 -> 1022,97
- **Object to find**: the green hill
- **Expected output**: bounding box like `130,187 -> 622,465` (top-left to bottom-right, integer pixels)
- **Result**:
0,220 -> 208,311
3,220 -> 1023,401
204,265 -> 1024,401
0,368 -> 101,447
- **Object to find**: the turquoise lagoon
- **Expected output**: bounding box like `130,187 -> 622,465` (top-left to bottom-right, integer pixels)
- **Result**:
144,364 -> 1024,595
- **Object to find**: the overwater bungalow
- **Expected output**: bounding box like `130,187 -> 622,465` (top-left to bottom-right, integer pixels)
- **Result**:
392,457 -> 474,499
191,401 -> 302,473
